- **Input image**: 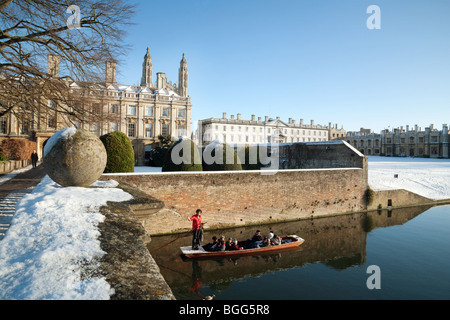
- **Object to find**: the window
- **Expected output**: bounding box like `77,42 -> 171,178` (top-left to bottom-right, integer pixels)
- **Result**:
177,109 -> 186,118
110,104 -> 119,114
48,115 -> 56,128
177,124 -> 186,136
21,118 -> 30,135
162,107 -> 170,117
145,106 -> 153,116
128,105 -> 136,116
110,122 -> 118,132
91,122 -> 99,136
0,117 -> 7,134
128,122 -> 136,137
145,123 -> 152,138
162,123 -> 169,136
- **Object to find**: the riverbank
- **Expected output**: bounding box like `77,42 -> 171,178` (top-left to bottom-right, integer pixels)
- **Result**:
1,156 -> 449,300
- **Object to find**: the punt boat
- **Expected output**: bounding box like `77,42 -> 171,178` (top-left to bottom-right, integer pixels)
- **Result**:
180,235 -> 305,259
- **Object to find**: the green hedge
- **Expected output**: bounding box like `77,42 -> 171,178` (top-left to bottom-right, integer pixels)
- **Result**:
240,145 -> 265,170
162,137 -> 202,172
202,142 -> 242,171
100,131 -> 135,173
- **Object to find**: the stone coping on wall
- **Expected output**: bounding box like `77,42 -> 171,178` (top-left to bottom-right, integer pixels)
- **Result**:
98,185 -> 174,300
103,167 -> 365,177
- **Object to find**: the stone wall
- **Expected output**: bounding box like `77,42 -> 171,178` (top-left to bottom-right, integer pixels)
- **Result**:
278,141 -> 366,169
104,166 -> 369,236
367,188 -> 436,211
0,160 -> 31,174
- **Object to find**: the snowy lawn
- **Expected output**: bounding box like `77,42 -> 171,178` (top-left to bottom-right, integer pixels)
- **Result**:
368,156 -> 450,200
0,176 -> 133,300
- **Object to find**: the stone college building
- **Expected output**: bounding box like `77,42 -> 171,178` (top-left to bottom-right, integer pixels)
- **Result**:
0,49 -> 192,165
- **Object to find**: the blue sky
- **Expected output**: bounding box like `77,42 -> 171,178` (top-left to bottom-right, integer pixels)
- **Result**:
116,0 -> 450,133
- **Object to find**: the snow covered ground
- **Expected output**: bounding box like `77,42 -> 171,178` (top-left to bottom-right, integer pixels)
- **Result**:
368,156 -> 450,200
0,156 -> 449,300
0,176 -> 133,300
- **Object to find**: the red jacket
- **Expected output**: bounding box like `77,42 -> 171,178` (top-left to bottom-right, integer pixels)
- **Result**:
190,214 -> 202,230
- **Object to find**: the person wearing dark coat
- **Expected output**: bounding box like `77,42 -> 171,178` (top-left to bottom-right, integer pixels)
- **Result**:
31,150 -> 39,168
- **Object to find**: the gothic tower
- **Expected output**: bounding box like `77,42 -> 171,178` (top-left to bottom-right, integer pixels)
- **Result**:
178,53 -> 188,97
141,48 -> 153,87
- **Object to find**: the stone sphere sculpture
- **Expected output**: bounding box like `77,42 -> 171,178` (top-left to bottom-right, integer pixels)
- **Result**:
43,128 -> 107,187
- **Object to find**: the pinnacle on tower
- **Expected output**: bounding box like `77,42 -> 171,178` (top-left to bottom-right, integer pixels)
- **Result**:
141,47 -> 153,87
178,53 -> 188,97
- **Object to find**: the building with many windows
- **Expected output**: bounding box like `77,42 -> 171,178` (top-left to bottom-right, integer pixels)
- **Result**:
198,113 -> 345,146
0,48 -> 192,165
345,124 -> 449,158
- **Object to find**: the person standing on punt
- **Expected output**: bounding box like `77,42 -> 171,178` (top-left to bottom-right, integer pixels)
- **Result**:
189,209 -> 204,250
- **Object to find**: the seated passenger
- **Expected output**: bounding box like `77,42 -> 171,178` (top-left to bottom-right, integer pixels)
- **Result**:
203,236 -> 218,251
271,235 -> 282,246
225,237 -> 234,250
230,239 -> 243,250
214,235 -> 226,251
252,230 -> 263,242
262,231 -> 274,247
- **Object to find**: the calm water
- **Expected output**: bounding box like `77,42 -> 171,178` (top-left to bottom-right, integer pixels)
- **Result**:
147,205 -> 450,300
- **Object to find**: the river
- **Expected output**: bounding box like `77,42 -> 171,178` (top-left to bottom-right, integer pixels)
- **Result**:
147,204 -> 450,300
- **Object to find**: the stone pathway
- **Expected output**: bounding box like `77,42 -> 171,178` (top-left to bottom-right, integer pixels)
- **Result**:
0,165 -> 46,241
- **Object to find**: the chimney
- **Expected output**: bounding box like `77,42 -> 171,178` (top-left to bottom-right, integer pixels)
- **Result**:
311,120 -> 314,126
265,116 -> 269,122
48,54 -> 61,77
237,113 -> 241,120
231,115 -> 235,120
223,112 -> 227,119
156,72 -> 166,89
251,115 -> 255,121
288,118 -> 292,124
300,119 -> 304,125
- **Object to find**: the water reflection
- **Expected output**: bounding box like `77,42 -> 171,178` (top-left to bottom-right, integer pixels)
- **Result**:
147,205 -> 432,299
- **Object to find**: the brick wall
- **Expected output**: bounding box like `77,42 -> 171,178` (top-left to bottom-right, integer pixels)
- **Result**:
104,166 -> 368,235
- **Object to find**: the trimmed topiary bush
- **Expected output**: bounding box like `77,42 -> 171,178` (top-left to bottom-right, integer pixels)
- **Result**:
162,137 -> 202,172
202,140 -> 242,171
239,145 -> 265,170
100,131 -> 135,173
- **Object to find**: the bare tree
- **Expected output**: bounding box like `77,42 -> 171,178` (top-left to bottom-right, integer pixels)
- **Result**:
0,0 -> 135,123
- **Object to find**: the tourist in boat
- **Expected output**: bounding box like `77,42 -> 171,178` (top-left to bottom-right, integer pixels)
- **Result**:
229,239 -> 243,251
225,237 -> 234,250
243,230 -> 263,249
189,209 -> 203,250
262,231 -> 274,247
203,236 -> 218,251
271,234 -> 282,246
213,235 -> 226,251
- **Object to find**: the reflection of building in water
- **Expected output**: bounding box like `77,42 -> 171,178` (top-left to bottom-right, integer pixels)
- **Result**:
345,124 -> 449,158
149,206 -> 429,292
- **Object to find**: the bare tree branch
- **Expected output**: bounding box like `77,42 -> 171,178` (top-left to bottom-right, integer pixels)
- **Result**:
0,0 -> 135,122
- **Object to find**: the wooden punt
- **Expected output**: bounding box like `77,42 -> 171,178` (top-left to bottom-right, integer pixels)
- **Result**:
180,235 -> 305,259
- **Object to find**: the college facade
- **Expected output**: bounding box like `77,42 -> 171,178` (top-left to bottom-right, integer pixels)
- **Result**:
0,49 -> 192,165
197,113 -> 346,146
345,124 -> 449,158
